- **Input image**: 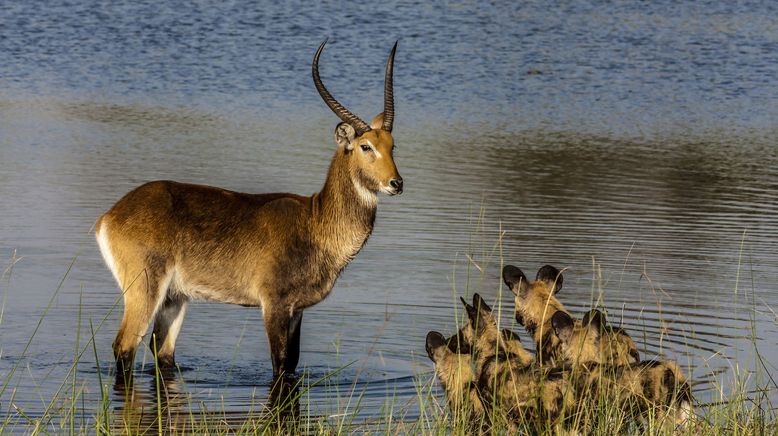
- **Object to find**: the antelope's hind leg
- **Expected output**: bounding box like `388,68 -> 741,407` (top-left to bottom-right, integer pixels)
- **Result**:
151,293 -> 188,369
112,257 -> 173,375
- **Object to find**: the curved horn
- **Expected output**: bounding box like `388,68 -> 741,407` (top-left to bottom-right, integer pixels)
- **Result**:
382,41 -> 398,132
312,39 -> 371,135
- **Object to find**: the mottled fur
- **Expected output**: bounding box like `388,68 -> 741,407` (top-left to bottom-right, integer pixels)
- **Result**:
583,309 -> 641,366
455,294 -> 534,376
551,311 -> 601,366
572,360 -> 693,429
552,310 -> 694,429
502,264 -> 639,366
477,355 -> 574,432
97,45 -> 403,377
451,294 -> 571,431
426,331 -> 484,422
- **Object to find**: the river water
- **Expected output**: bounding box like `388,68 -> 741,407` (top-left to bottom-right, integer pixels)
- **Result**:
1,0 -> 777,430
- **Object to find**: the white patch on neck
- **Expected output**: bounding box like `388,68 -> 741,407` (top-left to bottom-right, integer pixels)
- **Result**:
353,177 -> 377,206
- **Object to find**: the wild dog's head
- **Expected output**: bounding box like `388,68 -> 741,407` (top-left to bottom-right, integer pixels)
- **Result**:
425,331 -> 481,414
502,265 -> 567,337
582,309 -> 640,365
460,294 -> 501,353
550,311 -> 601,365
444,294 -> 499,354
453,294 -> 534,369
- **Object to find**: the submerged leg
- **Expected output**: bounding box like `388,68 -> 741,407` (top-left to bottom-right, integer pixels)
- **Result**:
269,373 -> 301,425
113,265 -> 172,375
264,306 -> 292,377
285,311 -> 304,373
151,294 -> 188,368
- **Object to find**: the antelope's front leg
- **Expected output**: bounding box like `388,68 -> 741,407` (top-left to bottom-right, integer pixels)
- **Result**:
285,311 -> 303,373
264,307 -> 291,377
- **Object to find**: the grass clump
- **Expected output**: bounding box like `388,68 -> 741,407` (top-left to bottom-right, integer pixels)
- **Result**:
1,228 -> 776,435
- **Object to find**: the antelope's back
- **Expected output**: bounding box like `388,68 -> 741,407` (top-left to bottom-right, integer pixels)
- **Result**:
96,180 -> 311,268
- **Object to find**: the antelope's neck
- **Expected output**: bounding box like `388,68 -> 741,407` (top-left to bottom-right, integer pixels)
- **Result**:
313,151 -> 377,258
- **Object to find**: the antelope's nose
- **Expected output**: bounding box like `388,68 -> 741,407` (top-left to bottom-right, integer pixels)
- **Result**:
389,178 -> 403,194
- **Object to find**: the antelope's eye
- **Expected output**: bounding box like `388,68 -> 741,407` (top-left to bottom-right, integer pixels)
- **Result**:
360,144 -> 372,152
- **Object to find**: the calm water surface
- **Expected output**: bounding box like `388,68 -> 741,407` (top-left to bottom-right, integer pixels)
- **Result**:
1,0 -> 778,430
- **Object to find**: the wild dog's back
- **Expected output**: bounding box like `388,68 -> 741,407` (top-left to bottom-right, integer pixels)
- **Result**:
552,310 -> 693,428
476,336 -> 575,431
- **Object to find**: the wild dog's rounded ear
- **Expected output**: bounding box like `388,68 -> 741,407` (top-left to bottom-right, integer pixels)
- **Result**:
503,265 -> 529,297
536,265 -> 563,294
582,309 -> 607,331
446,332 -> 471,354
426,331 -> 447,361
334,122 -> 357,151
370,113 -> 385,130
551,311 -> 575,342
472,293 -> 492,313
501,328 -> 521,344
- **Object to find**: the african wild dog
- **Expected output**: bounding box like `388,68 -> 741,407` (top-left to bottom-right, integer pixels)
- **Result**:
502,264 -> 639,366
582,309 -> 641,365
476,347 -> 575,432
452,295 -> 574,431
551,310 -> 694,429
453,294 -> 534,375
425,331 -> 484,422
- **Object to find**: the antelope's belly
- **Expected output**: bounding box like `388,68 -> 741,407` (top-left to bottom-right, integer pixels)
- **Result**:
170,266 -> 260,306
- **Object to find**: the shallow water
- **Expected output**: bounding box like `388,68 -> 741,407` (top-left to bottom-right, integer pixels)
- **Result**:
1,0 -> 778,430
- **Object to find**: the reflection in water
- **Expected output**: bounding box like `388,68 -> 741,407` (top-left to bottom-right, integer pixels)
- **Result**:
112,369 -> 302,433
112,371 -> 186,433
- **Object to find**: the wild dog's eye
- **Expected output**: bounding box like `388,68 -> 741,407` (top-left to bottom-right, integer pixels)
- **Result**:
360,144 -> 372,152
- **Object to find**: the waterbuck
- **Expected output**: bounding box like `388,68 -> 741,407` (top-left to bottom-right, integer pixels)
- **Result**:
95,41 -> 403,378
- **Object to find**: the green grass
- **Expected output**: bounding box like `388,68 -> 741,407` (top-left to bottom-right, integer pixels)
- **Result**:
1,233 -> 776,435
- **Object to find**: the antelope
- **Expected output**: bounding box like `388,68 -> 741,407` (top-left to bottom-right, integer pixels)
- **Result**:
95,40 -> 403,378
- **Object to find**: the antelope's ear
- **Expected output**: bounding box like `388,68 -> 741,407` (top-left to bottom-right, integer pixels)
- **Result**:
426,331 -> 447,361
582,309 -> 607,331
536,265 -> 563,294
334,122 -> 357,151
503,265 -> 529,297
551,311 -> 575,343
370,113 -> 385,130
